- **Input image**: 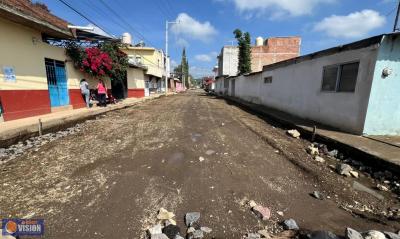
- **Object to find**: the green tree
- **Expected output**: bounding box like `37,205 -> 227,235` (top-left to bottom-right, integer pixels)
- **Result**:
234,29 -> 251,74
181,48 -> 190,87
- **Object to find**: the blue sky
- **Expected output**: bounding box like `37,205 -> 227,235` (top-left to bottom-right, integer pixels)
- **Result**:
39,0 -> 398,78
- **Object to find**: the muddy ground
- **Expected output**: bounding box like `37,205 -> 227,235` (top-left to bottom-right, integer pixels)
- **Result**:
0,91 -> 399,238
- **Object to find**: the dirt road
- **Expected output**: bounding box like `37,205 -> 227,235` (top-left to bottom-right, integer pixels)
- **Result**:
0,91 -> 399,238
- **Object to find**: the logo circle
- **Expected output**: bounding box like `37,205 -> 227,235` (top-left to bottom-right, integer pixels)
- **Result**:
5,220 -> 17,234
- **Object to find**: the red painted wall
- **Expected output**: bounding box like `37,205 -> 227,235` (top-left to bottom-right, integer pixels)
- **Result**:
127,88 -> 145,98
69,89 -> 86,109
0,90 -> 51,121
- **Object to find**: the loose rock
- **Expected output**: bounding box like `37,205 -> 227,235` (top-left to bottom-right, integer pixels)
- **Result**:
246,233 -> 261,239
309,231 -> 339,239
151,234 -> 169,239
283,219 -> 299,230
185,212 -> 200,226
148,224 -> 163,236
198,157 -> 205,162
258,229 -> 271,238
377,184 -> 389,191
336,163 -> 353,177
384,232 -> 400,239
363,230 -> 386,239
349,171 -> 359,178
287,129 -> 300,138
252,205 -> 271,220
162,225 -> 181,239
345,228 -> 363,239
314,156 -> 325,163
157,208 -> 175,220
200,227 -> 212,234
307,145 -> 319,156
311,191 -> 324,200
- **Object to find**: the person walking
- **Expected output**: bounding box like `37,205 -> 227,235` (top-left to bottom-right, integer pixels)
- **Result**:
97,79 -> 107,107
80,79 -> 90,108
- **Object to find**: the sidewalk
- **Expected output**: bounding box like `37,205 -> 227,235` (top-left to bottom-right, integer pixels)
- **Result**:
222,95 -> 400,173
0,93 -> 170,147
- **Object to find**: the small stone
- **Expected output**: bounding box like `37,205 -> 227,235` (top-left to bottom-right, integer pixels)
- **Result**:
200,227 -> 212,233
384,232 -> 400,239
258,229 -> 271,238
162,225 -> 181,239
377,184 -> 389,191
283,219 -> 299,230
185,212 -> 200,226
187,227 -> 196,233
116,139 -> 121,143
314,156 -> 325,163
199,157 -> 205,162
157,208 -> 175,220
191,230 -> 204,238
277,211 -> 284,216
327,150 -> 338,157
252,205 -> 271,220
205,150 -> 215,155
364,230 -> 386,239
174,236 -> 184,239
287,129 -> 300,138
307,145 -> 319,156
311,191 -> 324,200
336,163 -> 353,177
345,228 -> 363,239
310,231 -> 339,239
151,234 -> 169,239
148,224 -> 162,235
350,171 -> 359,178
249,200 -> 257,208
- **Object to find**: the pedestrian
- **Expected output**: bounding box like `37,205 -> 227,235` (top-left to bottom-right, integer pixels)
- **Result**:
80,79 -> 90,108
97,79 -> 107,107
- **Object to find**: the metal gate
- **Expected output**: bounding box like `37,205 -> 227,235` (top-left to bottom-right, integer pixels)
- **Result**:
45,58 -> 69,107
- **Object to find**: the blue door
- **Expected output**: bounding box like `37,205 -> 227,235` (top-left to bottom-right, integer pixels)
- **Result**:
45,58 -> 69,107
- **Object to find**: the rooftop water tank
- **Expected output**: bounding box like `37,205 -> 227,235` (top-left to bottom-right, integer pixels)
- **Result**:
122,32 -> 132,45
255,36 -> 264,46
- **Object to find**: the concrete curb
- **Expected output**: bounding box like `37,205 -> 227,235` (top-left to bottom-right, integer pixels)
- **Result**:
0,95 -> 165,148
217,94 -> 400,174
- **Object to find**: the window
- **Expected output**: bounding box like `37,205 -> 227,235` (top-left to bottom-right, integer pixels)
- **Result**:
321,62 -> 359,92
264,76 -> 272,84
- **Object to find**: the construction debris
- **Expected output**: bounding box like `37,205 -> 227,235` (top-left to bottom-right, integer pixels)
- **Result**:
287,129 -> 300,139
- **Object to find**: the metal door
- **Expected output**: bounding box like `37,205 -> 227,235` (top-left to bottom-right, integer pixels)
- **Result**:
45,58 -> 69,107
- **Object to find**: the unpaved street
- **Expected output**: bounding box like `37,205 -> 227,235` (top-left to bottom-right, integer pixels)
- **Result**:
0,91 -> 399,238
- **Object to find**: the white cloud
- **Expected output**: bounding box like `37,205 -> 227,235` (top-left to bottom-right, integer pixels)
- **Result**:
314,10 -> 386,38
190,66 -> 213,78
171,13 -> 217,42
195,52 -> 218,62
219,0 -> 335,17
176,38 -> 189,47
170,60 -> 178,68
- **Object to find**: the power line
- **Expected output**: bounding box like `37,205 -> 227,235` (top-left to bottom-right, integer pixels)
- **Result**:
55,0 -> 113,37
98,0 -> 157,47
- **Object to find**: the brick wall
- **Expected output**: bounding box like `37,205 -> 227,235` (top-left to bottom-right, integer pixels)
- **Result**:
251,37 -> 301,72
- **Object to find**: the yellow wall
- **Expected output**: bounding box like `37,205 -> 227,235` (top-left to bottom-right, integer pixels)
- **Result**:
0,17 -> 110,91
122,47 -> 165,78
127,67 -> 145,89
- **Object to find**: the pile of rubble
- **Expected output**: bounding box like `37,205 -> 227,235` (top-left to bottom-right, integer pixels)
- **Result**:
305,142 -> 400,195
146,208 -> 212,239
0,124 -> 84,164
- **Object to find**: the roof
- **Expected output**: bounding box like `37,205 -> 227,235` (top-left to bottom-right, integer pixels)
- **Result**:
0,0 -> 72,38
262,33 -> 396,72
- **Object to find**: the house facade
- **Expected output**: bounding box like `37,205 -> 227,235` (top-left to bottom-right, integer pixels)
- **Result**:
122,46 -> 166,95
0,1 -> 93,121
216,33 -> 400,136
217,36 -> 301,77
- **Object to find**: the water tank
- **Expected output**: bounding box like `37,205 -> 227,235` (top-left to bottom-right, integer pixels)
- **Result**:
255,36 -> 264,46
122,32 -> 132,45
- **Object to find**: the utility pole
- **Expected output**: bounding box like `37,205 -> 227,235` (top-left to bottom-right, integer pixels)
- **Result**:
393,0 -> 400,32
165,20 -> 178,95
